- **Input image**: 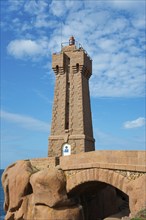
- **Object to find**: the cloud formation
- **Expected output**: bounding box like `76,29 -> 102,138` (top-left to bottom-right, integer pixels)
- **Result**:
2,0 -> 145,97
1,110 -> 50,132
7,39 -> 49,60
123,117 -> 145,129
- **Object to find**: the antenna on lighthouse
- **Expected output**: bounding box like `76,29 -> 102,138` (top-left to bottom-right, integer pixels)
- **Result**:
60,20 -> 63,48
61,21 -> 63,43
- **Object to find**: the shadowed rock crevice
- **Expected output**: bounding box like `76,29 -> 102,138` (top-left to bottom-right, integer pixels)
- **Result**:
9,200 -> 23,212
68,181 -> 130,220
4,185 -> 9,211
23,182 -> 33,196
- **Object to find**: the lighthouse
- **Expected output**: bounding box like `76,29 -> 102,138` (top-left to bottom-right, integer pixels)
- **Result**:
48,37 -> 95,157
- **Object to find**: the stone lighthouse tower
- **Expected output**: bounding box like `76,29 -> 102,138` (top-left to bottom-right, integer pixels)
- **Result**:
48,36 -> 95,157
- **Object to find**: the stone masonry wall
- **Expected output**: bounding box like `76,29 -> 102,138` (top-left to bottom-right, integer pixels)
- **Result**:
48,45 -> 95,157
60,150 -> 146,172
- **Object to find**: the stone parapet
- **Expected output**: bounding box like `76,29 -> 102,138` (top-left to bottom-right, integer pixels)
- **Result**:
60,150 -> 146,172
30,157 -> 59,170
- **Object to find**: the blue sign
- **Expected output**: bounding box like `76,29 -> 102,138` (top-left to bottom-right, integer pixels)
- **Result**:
62,144 -> 71,156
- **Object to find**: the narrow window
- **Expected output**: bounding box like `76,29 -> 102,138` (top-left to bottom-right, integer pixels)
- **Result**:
76,63 -> 79,72
65,57 -> 70,130
56,65 -> 59,74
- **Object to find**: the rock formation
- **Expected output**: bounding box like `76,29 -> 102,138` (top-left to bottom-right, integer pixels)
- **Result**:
2,160 -> 84,220
1,158 -> 146,220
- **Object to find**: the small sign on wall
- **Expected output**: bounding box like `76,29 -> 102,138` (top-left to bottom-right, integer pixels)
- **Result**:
62,143 -> 71,156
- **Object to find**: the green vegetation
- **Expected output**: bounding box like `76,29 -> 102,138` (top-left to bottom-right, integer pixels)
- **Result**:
131,208 -> 146,220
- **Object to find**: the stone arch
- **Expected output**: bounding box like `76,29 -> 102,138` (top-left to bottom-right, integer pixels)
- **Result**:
66,168 -> 130,219
66,168 -> 129,195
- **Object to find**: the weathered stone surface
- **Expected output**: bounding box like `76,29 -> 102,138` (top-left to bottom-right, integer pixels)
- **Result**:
15,195 -> 34,220
1,157 -> 146,220
2,160 -> 84,220
2,160 -> 33,212
30,167 -> 68,207
128,174 -> 146,215
4,195 -> 34,220
5,193 -> 83,220
5,211 -> 15,220
33,204 -> 84,220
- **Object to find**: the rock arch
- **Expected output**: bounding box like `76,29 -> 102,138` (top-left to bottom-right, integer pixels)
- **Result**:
66,168 -> 129,195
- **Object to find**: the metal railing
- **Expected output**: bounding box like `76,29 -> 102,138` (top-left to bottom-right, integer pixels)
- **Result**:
61,41 -> 92,60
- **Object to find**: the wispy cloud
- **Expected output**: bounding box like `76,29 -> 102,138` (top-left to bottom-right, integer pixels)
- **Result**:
109,0 -> 145,12
1,110 -> 50,132
123,117 -> 145,129
7,39 -> 49,60
33,89 -> 53,104
1,0 -> 145,98
95,127 -> 145,150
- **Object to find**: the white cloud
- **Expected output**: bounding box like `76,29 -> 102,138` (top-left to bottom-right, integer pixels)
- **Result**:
123,117 -> 145,129
7,0 -> 24,11
132,15 -> 145,29
49,1 -> 66,17
2,0 -> 145,98
90,48 -> 145,97
109,0 -> 145,13
24,0 -> 42,14
1,110 -> 50,132
49,0 -> 83,17
7,39 -> 49,60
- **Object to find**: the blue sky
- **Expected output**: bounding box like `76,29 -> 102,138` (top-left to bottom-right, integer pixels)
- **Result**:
0,0 -> 145,168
